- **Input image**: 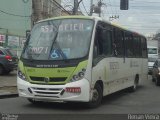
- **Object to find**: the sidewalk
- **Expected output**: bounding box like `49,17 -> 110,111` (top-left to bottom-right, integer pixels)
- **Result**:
0,71 -> 18,98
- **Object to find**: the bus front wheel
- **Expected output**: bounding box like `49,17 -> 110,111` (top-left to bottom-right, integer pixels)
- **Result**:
87,84 -> 103,108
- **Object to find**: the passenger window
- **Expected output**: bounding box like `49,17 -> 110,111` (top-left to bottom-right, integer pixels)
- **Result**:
113,28 -> 124,57
133,35 -> 142,57
141,37 -> 147,58
125,32 -> 134,57
101,26 -> 112,56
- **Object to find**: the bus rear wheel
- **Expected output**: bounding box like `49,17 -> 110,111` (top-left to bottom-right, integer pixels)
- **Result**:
87,84 -> 103,108
128,76 -> 139,92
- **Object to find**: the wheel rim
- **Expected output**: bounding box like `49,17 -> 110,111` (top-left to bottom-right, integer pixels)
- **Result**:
92,89 -> 99,102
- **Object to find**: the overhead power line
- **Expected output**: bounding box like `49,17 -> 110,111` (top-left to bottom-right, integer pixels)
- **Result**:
0,9 -> 31,17
81,1 -> 89,15
50,0 -> 71,15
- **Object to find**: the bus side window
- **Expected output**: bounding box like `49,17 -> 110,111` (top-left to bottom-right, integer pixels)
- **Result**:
124,32 -> 134,57
141,37 -> 147,58
133,35 -> 141,58
101,27 -> 112,56
113,28 -> 124,57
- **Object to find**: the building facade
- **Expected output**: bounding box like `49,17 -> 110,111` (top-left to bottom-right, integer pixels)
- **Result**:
0,0 -> 63,56
32,0 -> 62,24
0,0 -> 32,37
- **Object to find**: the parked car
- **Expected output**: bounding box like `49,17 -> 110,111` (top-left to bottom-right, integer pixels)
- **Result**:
148,57 -> 157,75
0,47 -> 18,75
152,60 -> 160,86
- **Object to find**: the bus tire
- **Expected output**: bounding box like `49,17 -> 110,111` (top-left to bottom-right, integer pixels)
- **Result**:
128,76 -> 139,92
155,76 -> 160,86
87,83 -> 103,108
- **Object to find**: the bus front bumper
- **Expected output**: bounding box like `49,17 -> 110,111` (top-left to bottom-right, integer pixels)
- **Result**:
17,77 -> 90,102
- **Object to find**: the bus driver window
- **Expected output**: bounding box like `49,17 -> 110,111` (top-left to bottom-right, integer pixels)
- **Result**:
93,23 -> 113,65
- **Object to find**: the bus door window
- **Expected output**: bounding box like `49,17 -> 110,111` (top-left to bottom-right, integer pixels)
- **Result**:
93,22 -> 112,65
93,24 -> 103,58
94,23 -> 112,57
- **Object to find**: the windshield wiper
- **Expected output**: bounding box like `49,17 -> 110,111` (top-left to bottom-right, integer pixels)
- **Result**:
48,33 -> 68,62
48,22 -> 68,62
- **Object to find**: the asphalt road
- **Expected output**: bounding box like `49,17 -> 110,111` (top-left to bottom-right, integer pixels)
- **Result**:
0,71 -> 17,87
0,75 -> 160,114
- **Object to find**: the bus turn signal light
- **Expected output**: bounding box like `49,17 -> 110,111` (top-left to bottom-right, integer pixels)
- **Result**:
65,87 -> 81,93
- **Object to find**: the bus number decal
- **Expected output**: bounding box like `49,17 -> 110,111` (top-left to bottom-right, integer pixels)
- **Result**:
29,47 -> 49,54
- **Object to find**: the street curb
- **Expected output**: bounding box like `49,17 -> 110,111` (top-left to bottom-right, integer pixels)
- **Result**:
0,85 -> 17,88
0,93 -> 18,99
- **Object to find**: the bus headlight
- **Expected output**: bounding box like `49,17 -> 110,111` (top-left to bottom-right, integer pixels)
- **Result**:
71,68 -> 86,82
18,70 -> 26,81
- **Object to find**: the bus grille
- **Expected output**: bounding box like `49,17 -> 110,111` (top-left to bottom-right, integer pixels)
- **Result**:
31,87 -> 63,97
30,76 -> 67,82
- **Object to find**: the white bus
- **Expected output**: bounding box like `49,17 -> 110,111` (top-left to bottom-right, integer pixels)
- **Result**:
17,16 -> 148,107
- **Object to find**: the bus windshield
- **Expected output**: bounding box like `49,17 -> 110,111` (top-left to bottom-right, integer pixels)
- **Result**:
21,19 -> 94,60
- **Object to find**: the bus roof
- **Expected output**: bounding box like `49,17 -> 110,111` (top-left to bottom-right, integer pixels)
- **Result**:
38,15 -> 101,23
37,15 -> 145,38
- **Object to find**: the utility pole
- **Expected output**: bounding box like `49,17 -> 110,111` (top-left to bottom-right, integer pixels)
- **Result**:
73,0 -> 82,15
90,0 -> 93,16
98,0 -> 102,17
90,0 -> 103,17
